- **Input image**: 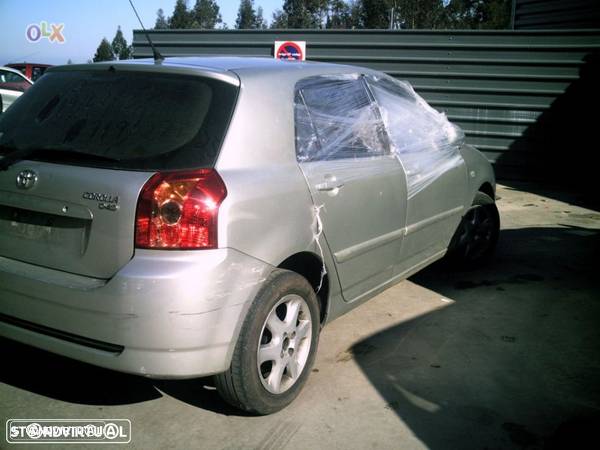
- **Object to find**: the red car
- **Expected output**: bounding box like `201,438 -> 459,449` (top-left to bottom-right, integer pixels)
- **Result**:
6,63 -> 52,82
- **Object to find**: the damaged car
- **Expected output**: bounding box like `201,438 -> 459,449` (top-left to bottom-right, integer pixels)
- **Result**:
0,57 -> 499,414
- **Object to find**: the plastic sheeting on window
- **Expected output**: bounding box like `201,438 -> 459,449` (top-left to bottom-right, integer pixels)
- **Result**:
295,73 -> 464,198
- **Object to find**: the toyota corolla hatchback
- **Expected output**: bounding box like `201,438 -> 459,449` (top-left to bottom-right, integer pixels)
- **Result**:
0,57 -> 499,414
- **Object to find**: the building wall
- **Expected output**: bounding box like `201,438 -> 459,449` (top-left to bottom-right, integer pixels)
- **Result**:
133,29 -> 600,181
513,0 -> 600,30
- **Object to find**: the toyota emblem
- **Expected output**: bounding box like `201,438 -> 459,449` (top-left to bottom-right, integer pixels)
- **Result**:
16,169 -> 38,189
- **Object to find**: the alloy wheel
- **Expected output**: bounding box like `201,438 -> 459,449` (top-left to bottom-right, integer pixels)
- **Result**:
256,294 -> 312,394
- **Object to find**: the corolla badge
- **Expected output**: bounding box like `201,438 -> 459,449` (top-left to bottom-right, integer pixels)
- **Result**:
82,191 -> 120,211
16,169 -> 38,189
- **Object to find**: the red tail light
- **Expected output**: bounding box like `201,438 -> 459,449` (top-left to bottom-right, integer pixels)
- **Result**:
135,169 -> 227,249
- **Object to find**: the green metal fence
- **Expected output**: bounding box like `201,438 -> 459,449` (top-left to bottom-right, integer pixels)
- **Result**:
133,29 -> 600,180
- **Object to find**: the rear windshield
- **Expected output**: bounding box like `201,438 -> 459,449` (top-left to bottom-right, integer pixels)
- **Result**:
0,69 -> 238,170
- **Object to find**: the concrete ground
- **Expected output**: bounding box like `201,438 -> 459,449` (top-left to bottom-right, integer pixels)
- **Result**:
1,183 -> 599,449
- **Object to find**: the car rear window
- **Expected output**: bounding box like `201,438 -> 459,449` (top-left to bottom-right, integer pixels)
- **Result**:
0,69 -> 238,170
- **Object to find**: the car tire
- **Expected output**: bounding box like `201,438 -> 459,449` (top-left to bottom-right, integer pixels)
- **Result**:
215,269 -> 320,415
447,191 -> 500,266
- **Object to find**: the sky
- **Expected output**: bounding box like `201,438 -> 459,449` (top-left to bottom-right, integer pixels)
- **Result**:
0,0 -> 281,65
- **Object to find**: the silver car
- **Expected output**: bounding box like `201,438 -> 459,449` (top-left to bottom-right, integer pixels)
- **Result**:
0,57 -> 499,414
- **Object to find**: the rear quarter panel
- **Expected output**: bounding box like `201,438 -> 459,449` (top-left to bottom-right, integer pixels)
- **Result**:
459,143 -> 496,205
215,69 -> 323,268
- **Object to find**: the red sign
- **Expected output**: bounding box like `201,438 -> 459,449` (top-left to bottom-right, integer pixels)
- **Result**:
274,41 -> 306,61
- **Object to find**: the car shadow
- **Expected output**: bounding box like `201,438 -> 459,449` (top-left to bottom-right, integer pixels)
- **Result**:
0,337 -> 161,405
496,52 -> 600,212
0,337 -> 246,415
349,225 -> 600,449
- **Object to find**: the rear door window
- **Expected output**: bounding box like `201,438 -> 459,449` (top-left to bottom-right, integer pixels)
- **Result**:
294,75 -> 389,162
0,70 -> 238,170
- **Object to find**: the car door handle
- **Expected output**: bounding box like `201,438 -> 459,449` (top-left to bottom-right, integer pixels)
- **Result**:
316,182 -> 345,192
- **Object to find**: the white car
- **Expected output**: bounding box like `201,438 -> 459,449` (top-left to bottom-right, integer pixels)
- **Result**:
0,66 -> 33,113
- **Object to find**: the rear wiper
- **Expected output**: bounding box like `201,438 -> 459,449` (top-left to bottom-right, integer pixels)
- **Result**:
0,146 -> 120,171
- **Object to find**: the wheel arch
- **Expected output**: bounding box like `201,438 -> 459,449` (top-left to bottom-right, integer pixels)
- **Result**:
478,181 -> 495,200
278,252 -> 329,325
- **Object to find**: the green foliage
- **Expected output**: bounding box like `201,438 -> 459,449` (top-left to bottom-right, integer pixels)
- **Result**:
358,0 -> 386,28
111,26 -> 131,60
293,0 -> 512,30
235,0 -> 257,29
170,0 -> 192,29
155,8 -> 169,29
93,38 -> 115,62
327,0 -> 352,28
192,0 -> 222,29
437,0 -> 511,29
255,6 -> 268,28
395,0 -> 446,29
271,9 -> 288,28
158,0 -> 511,31
282,0 -> 330,28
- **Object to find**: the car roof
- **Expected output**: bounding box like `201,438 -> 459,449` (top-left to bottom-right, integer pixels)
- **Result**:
0,66 -> 28,76
0,66 -> 33,82
6,63 -> 53,68
128,56 -> 344,72
49,56 -> 362,84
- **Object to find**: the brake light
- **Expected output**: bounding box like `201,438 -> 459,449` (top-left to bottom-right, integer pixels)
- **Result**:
135,169 -> 227,249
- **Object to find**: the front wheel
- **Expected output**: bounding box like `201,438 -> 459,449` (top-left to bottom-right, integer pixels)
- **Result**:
447,191 -> 500,266
215,269 -> 320,415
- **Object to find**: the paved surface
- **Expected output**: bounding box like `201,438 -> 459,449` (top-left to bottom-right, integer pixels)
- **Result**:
1,183 -> 599,449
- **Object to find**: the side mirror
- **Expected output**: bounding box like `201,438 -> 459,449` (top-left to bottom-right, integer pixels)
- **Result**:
445,122 -> 465,147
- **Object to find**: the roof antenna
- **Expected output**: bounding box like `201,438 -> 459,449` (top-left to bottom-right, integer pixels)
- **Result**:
128,0 -> 164,63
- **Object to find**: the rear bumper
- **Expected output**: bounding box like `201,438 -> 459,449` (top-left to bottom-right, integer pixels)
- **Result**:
0,249 -> 272,378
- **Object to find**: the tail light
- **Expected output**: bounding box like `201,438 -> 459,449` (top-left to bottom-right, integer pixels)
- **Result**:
135,169 -> 227,249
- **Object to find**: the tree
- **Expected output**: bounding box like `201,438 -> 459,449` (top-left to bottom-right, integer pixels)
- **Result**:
274,1 -> 361,29
235,0 -> 257,29
155,8 -> 169,29
255,6 -> 267,29
348,0 -> 363,28
170,0 -> 192,29
311,0 -> 331,28
483,0 -> 511,29
67,58 -> 73,64
192,0 -> 222,29
111,26 -> 131,60
271,9 -> 288,28
394,0 -> 445,29
327,0 -> 352,28
282,0 -> 317,28
359,0 -> 390,28
93,38 -> 115,62
444,0 -> 511,29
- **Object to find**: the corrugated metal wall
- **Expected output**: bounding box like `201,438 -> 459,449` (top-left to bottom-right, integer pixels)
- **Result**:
514,0 -> 600,30
133,29 -> 600,180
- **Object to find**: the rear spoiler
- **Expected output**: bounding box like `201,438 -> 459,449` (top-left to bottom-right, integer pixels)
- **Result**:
48,60 -> 241,87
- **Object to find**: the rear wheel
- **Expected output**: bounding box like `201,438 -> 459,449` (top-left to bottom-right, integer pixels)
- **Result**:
215,269 -> 320,415
448,191 -> 500,265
